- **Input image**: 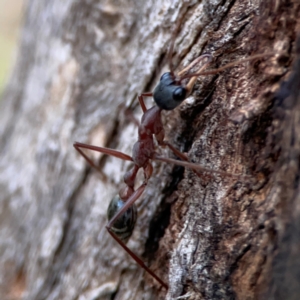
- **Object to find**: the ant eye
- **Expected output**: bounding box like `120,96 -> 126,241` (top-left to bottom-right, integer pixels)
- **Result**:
160,72 -> 171,81
173,87 -> 186,102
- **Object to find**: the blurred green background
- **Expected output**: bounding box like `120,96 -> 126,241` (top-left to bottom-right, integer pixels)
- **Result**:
0,0 -> 24,95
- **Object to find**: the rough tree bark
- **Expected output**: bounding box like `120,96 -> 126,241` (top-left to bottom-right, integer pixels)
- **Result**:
0,0 -> 299,299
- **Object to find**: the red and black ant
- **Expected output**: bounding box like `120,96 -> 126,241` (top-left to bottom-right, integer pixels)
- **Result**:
73,26 -> 273,289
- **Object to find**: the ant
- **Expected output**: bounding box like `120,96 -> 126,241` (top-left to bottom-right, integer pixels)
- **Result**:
73,26 -> 273,289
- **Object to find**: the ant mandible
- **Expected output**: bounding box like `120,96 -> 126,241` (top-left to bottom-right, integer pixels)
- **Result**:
74,30 -> 272,289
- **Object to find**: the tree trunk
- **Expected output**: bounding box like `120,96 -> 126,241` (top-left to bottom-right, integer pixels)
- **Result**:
0,0 -> 299,299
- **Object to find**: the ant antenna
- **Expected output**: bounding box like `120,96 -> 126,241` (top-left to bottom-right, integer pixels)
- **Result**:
180,52 -> 275,80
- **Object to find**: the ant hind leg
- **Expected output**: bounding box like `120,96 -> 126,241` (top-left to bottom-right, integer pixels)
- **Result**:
106,182 -> 169,289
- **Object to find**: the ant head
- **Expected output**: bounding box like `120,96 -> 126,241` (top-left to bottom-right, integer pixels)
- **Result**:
153,55 -> 212,111
153,72 -> 187,110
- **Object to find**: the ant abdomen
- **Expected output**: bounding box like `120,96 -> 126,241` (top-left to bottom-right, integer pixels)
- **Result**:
153,72 -> 187,110
107,195 -> 137,243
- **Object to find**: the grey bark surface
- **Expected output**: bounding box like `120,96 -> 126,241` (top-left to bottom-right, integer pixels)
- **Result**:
0,0 -> 299,300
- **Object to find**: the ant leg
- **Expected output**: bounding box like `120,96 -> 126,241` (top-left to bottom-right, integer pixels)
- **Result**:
106,183 -> 168,289
155,127 -> 188,162
155,129 -> 193,163
124,93 -> 154,126
138,93 -> 153,113
107,184 -> 146,232
74,142 -> 133,161
106,229 -> 168,289
156,131 -> 204,178
158,141 -> 210,178
74,142 -> 102,171
153,153 -> 251,179
163,141 -> 189,161
124,108 -> 140,127
108,162 -> 153,226
73,142 -> 133,170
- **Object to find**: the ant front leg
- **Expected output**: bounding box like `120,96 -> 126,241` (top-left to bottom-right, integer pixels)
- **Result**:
138,93 -> 153,113
124,93 -> 153,127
